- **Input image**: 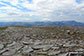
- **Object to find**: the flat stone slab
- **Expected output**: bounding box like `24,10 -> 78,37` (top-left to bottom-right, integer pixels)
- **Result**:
23,47 -> 33,54
48,51 -> 61,56
63,44 -> 77,47
32,45 -> 53,50
51,47 -> 59,50
7,41 -> 16,47
32,45 -> 44,50
2,49 -> 16,55
42,45 -> 53,51
23,41 -> 33,45
34,41 -> 42,45
36,52 -> 47,55
58,53 -> 68,56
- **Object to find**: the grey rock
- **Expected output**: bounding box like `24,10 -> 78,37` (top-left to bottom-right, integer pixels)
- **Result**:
33,34 -> 37,37
7,41 -> 16,47
34,40 -> 42,45
68,51 -> 84,56
36,52 -> 47,55
48,51 -> 61,56
23,47 -> 33,54
13,54 -> 22,56
32,45 -> 44,50
75,48 -> 84,52
42,45 -> 53,51
2,49 -> 16,55
51,47 -> 59,50
58,53 -> 68,56
0,49 -> 8,55
63,43 -> 77,47
32,45 -> 46,50
23,41 -> 33,45
66,30 -> 71,34
0,44 -> 4,49
15,46 -> 24,51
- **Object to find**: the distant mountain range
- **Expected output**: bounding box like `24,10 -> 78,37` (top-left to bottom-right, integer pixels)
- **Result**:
0,21 -> 84,27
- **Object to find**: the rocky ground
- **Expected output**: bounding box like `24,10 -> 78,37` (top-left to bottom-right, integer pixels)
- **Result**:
0,26 -> 84,56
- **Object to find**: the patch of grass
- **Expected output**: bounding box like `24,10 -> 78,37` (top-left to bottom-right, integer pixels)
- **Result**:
0,27 -> 8,30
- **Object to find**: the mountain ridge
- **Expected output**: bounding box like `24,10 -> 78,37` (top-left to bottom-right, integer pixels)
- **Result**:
0,21 -> 84,27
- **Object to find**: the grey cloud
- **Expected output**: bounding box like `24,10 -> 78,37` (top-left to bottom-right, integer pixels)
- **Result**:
7,13 -> 18,16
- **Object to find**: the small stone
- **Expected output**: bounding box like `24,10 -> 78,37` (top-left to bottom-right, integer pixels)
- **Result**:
0,44 -> 4,49
33,34 -> 37,37
66,30 -> 71,34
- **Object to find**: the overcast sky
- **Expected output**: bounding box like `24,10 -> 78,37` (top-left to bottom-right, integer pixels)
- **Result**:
0,0 -> 84,22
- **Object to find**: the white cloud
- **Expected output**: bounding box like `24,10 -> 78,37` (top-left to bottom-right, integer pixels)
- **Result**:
0,17 -> 30,22
33,0 -> 84,22
0,0 -> 84,22
42,18 -> 52,21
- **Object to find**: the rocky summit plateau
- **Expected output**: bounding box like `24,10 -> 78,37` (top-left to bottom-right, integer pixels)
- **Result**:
0,26 -> 84,56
